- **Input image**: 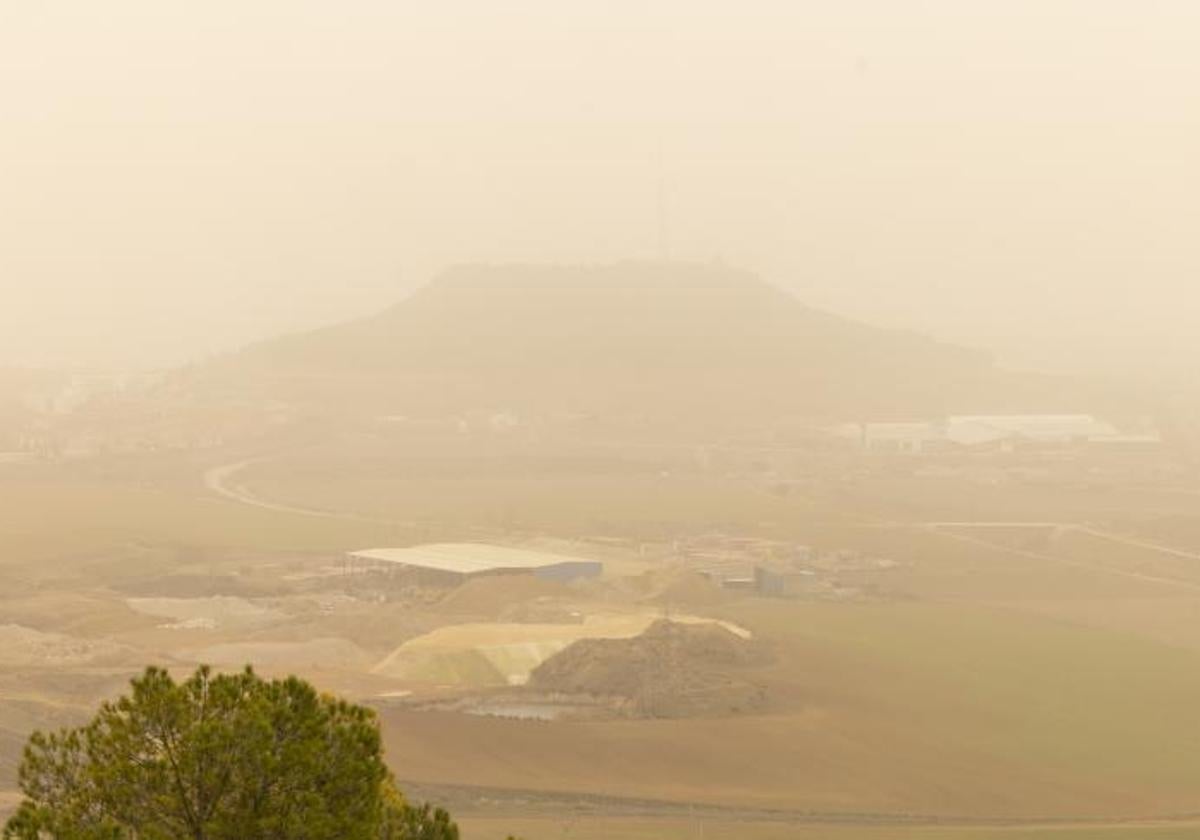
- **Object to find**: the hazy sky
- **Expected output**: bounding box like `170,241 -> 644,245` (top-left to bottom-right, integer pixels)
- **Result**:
2,1 -> 1198,376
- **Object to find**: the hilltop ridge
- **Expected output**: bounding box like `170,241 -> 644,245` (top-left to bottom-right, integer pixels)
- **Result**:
205,262 -> 1001,422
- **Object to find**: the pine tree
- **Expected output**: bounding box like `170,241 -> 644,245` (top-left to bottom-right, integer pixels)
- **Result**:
3,666 -> 458,840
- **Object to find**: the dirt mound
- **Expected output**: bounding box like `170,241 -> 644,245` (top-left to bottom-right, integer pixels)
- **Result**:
185,637 -> 371,670
0,593 -> 146,636
644,570 -> 735,608
125,596 -> 281,630
436,575 -> 572,619
113,574 -> 285,599
497,598 -> 582,624
371,614 -> 656,687
528,619 -> 768,718
0,624 -> 131,667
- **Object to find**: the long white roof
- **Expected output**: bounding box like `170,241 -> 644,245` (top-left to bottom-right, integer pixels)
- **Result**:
349,543 -> 596,575
946,414 -> 1118,444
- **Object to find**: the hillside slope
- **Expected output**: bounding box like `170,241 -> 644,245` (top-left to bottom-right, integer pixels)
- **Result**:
177,262 -> 1132,432
201,262 -> 1010,422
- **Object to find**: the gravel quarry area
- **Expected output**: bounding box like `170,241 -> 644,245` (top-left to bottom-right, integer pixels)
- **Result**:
0,539 -> 773,792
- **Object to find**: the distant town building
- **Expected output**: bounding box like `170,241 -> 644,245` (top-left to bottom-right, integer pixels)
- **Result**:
944,415 -> 1119,446
834,414 -> 1158,454
842,422 -> 944,454
754,565 -> 819,597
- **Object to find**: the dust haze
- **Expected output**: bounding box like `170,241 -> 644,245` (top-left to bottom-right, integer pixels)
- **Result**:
3,4 -> 1200,840
3,1 -> 1199,375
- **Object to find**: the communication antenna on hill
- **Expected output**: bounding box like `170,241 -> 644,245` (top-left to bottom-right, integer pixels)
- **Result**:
655,142 -> 671,263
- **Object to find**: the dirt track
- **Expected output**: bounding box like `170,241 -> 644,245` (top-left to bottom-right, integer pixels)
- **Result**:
924,521 -> 1200,563
922,523 -> 1200,593
204,458 -> 392,524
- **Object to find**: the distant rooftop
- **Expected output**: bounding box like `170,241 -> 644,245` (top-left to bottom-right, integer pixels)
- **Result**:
349,543 -> 597,575
835,413 -> 1142,450
945,414 -> 1119,444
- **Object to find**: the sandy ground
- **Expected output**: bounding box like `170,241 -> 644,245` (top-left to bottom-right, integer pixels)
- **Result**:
0,625 -> 130,667
185,637 -> 372,669
125,596 -> 283,629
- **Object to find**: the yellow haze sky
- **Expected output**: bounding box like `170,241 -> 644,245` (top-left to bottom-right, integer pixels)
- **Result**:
1,1 -> 1198,377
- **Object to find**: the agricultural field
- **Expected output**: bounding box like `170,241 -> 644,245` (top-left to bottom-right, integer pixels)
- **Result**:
458,818 -> 1200,840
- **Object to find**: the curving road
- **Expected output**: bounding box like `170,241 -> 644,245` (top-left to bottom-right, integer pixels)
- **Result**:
203,458 -> 369,521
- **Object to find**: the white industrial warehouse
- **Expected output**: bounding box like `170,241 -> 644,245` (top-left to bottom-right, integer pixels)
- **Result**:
835,414 -> 1160,455
349,543 -> 604,585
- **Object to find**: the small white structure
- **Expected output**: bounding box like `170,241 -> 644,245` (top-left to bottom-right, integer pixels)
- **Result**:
945,415 -> 1119,447
835,414 -> 1143,453
833,422 -> 942,454
349,543 -> 603,585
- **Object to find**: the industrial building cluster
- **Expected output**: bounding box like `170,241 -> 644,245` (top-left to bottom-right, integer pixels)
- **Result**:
836,414 -> 1160,455
676,534 -> 897,599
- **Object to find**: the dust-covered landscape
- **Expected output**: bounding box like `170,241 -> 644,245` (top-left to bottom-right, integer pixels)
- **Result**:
4,3 -> 1200,839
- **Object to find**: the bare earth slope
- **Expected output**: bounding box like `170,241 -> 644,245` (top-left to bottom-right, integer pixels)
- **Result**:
196,262 -> 1075,423
527,618 -> 769,718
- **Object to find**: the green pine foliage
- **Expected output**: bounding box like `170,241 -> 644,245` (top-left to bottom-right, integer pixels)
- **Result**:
3,666 -> 458,840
